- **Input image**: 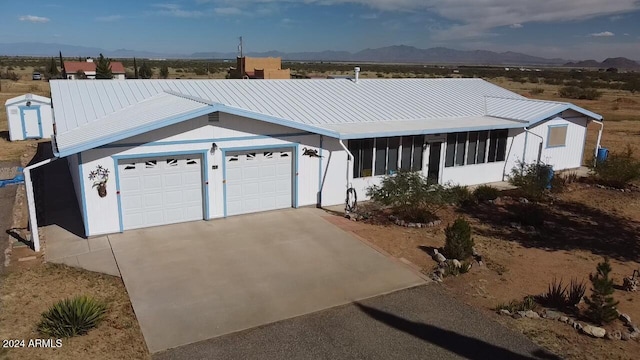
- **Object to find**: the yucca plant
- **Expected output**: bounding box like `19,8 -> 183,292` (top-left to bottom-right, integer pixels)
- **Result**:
537,278 -> 567,309
566,278 -> 587,307
38,295 -> 107,337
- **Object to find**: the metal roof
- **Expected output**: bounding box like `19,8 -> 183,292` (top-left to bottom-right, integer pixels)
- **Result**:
485,96 -> 603,124
49,78 -> 603,157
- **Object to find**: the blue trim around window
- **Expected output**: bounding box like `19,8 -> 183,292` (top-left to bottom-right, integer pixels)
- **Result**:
112,150 -> 210,232
19,105 -> 43,139
221,144 -> 298,218
546,124 -> 569,149
78,153 -> 90,237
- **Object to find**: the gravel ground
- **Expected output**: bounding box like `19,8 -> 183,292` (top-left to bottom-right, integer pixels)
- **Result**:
155,285 -> 558,360
0,160 -> 19,273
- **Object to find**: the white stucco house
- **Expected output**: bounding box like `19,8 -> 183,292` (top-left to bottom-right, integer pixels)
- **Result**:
4,93 -> 54,141
24,77 -> 604,250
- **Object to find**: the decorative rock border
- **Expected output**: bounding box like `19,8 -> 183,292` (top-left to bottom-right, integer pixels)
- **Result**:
388,215 -> 441,228
499,308 -> 640,340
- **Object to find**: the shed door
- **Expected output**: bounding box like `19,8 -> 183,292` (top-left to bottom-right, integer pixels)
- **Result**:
21,107 -> 42,139
225,148 -> 293,216
118,155 -> 204,230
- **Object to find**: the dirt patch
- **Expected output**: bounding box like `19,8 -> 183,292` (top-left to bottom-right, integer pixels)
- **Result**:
0,264 -> 149,360
328,183 -> 640,359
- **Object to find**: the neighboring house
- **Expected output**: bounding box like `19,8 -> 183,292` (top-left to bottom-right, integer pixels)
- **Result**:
64,58 -> 126,80
4,93 -> 54,141
228,57 -> 290,79
34,76 -> 602,242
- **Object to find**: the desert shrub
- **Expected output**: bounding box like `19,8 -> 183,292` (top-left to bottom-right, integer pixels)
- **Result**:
495,296 -> 536,312
530,87 -> 545,95
38,296 -> 107,338
589,145 -> 640,188
1,70 -> 20,81
584,258 -> 619,325
537,278 -> 567,309
366,171 -> 450,222
175,68 -> 184,73
567,278 -> 586,307
509,161 -> 553,201
193,68 -> 207,75
446,184 -> 474,206
443,217 -> 474,260
558,86 -> 602,100
472,185 -> 500,202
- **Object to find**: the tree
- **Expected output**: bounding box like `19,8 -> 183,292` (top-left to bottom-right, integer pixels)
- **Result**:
159,64 -> 169,79
133,57 -> 138,79
47,57 -> 59,79
443,217 -> 474,260
138,61 -> 153,79
75,70 -> 87,79
584,258 -> 619,325
95,53 -> 113,79
59,51 -> 67,79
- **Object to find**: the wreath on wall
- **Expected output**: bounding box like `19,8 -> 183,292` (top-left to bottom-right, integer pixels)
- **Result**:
88,165 -> 110,198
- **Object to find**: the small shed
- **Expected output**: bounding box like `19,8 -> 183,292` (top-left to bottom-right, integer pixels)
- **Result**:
5,94 -> 54,141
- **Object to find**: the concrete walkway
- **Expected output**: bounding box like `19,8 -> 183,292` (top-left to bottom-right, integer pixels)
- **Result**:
108,208 -> 425,353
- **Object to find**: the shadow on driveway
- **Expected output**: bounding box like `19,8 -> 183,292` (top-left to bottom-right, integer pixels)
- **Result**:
355,303 -> 560,360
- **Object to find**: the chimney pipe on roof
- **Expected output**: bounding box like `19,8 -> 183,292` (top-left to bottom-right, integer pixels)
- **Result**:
354,67 -> 360,83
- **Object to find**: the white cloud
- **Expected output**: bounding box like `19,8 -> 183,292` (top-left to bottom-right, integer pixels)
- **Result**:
589,31 -> 615,37
624,33 -> 630,36
96,15 -> 124,22
360,13 -> 378,20
214,7 -> 242,15
19,15 -> 50,23
509,23 -> 523,28
153,3 -> 205,18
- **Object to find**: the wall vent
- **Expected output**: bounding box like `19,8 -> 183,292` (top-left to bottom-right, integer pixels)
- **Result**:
208,112 -> 220,122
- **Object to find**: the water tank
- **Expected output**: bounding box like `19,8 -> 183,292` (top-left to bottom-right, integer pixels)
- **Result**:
597,147 -> 609,163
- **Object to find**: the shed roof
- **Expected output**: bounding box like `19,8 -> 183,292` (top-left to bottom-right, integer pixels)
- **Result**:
4,93 -> 51,107
49,78 -> 602,157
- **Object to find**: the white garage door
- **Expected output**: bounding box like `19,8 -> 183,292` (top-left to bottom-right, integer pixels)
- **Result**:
225,148 -> 293,216
119,155 -> 204,230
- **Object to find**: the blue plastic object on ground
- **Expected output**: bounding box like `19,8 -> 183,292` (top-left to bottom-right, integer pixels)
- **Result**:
546,167 -> 554,189
597,147 -> 609,163
0,167 -> 24,188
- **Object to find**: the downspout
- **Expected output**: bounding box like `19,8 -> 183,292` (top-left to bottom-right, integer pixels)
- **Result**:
23,157 -> 57,252
338,139 -> 354,213
592,119 -> 604,166
523,126 -> 544,165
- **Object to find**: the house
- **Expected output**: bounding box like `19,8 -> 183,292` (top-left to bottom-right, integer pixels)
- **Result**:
64,58 -> 126,80
228,56 -> 290,79
4,93 -> 54,141
24,75 -> 604,249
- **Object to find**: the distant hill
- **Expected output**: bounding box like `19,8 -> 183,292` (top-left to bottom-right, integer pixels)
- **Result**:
564,57 -> 640,69
2,41 -> 638,67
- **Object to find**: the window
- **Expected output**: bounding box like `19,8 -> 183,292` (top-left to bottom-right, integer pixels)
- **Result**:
547,125 -> 568,148
445,130 -> 508,167
350,136 -> 421,178
166,159 -> 177,167
145,160 -> 157,168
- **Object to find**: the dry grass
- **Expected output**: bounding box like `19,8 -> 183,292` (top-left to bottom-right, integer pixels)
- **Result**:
0,264 -> 149,360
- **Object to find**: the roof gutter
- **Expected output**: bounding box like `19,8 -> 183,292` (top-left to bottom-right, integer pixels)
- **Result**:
23,157 -> 58,252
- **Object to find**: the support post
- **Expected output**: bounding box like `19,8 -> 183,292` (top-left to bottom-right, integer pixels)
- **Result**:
23,158 -> 56,252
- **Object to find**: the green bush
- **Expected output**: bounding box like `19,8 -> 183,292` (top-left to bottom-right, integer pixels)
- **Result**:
537,278 -> 567,309
509,161 -> 553,201
590,146 -> 640,188
567,278 -> 586,307
443,217 -> 474,260
584,258 -> 619,325
472,185 -> 500,202
37,296 -> 107,338
366,171 -> 450,222
558,86 -> 602,100
446,184 -> 474,206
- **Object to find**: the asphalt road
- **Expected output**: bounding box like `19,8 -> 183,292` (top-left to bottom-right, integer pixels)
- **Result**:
154,285 -> 559,360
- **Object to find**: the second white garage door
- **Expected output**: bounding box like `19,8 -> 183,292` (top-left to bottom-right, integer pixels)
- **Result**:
225,148 -> 294,216
118,155 -> 204,230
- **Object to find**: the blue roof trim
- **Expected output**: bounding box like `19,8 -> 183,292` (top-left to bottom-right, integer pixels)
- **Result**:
527,104 -> 603,126
339,123 -> 525,140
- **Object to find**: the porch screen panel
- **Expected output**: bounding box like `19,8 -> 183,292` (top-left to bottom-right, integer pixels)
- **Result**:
400,137 -> 413,170
387,137 -> 399,174
455,133 -> 467,166
445,133 -> 456,167
348,139 -> 362,178
477,131 -> 488,163
488,131 -> 498,162
496,130 -> 508,161
375,138 -> 388,176
361,139 -> 374,177
467,132 -> 478,165
411,136 -> 424,171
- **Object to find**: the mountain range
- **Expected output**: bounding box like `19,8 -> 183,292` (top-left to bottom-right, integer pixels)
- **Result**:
0,42 -> 638,67
564,57 -> 640,69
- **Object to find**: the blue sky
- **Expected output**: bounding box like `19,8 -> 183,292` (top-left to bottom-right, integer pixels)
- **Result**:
3,0 -> 640,60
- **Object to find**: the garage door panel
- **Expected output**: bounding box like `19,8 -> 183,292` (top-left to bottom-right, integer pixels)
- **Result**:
119,154 -> 204,230
226,148 -> 293,216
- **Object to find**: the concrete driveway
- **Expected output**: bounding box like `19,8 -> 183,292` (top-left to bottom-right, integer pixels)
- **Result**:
109,208 -> 425,353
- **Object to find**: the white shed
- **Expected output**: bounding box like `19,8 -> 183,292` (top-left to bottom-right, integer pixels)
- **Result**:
5,94 -> 54,141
